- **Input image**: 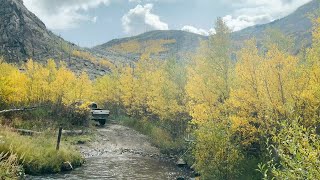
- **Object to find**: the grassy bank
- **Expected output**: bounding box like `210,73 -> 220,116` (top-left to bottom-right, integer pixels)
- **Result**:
0,126 -> 84,177
0,153 -> 24,179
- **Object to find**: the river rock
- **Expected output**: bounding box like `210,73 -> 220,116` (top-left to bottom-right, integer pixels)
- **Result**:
61,161 -> 73,171
77,140 -> 86,144
176,158 -> 187,167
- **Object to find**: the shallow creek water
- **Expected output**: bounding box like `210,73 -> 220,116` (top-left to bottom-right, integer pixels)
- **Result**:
28,154 -> 188,180
27,123 -> 191,180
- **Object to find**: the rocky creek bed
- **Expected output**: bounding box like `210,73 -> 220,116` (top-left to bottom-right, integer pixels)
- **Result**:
27,122 -> 192,180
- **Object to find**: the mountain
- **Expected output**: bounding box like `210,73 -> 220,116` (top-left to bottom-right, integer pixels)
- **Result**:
93,0 -> 319,63
92,30 -> 207,63
0,0 -> 110,78
0,0 -> 69,62
232,0 -> 319,53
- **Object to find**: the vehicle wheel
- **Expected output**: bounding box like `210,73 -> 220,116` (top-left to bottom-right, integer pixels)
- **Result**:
99,119 -> 106,126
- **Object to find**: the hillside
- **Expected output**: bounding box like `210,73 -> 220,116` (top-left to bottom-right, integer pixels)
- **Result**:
232,0 -> 319,53
92,30 -> 207,63
0,0 -> 111,78
93,0 -> 319,63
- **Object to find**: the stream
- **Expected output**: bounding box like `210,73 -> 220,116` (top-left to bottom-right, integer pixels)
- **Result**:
27,123 -> 191,180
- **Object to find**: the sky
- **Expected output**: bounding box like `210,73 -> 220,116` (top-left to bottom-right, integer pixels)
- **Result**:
22,0 -> 312,47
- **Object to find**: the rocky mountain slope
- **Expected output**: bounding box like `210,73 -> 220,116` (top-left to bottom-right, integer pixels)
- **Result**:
0,0 -> 110,78
0,0 -> 69,63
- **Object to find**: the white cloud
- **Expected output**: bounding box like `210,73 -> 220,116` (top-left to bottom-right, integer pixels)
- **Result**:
221,0 -> 312,31
122,4 -> 169,35
92,16 -> 98,23
23,0 -> 110,30
181,25 -> 215,36
128,0 -> 179,3
181,0 -> 310,36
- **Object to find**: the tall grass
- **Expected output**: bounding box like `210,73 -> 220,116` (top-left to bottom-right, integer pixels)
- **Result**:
0,152 -> 24,179
0,126 -> 84,175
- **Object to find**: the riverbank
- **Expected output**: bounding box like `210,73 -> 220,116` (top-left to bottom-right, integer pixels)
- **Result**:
27,121 -> 193,179
0,126 -> 84,178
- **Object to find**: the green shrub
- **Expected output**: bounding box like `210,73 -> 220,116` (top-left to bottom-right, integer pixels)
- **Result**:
270,119 -> 320,179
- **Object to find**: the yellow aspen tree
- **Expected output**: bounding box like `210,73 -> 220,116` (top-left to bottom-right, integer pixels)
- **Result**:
51,64 -> 77,105
7,70 -> 28,105
260,44 -> 298,118
132,53 -> 158,116
94,73 -> 120,106
186,17 -> 233,125
146,62 -> 182,120
228,39 -> 263,146
298,17 -> 320,127
71,72 -> 92,102
187,18 -> 242,179
24,60 -> 51,104
118,64 -> 135,115
0,61 -> 27,106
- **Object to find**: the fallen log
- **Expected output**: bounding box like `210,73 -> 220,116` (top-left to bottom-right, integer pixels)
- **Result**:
0,107 -> 38,114
62,130 -> 85,136
12,128 -> 85,136
15,129 -> 41,136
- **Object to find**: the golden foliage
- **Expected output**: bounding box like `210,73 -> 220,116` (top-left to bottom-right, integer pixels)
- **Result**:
108,39 -> 176,55
72,50 -> 115,70
0,59 -> 93,107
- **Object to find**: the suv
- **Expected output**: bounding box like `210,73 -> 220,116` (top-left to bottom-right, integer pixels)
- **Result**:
89,103 -> 110,126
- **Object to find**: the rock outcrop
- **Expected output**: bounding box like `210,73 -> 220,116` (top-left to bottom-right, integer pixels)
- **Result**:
0,0 -> 71,63
0,0 -> 110,78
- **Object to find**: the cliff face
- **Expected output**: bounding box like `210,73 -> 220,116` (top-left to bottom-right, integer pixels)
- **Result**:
0,0 -> 70,63
0,0 -> 111,78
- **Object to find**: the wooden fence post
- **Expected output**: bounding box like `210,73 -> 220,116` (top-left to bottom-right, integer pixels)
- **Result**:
56,126 -> 63,151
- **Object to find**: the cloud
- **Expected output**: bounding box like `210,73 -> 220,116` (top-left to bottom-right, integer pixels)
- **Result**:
181,25 -> 215,36
181,0 -> 310,36
128,0 -> 179,3
222,14 -> 272,31
221,0 -> 312,31
122,4 -> 169,35
23,0 -> 110,30
92,16 -> 98,23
